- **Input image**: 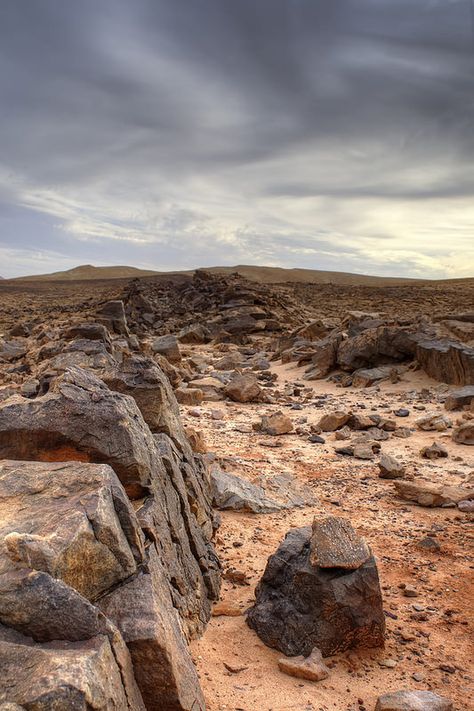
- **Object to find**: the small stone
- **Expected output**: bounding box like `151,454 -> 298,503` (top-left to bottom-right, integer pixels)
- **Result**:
378,658 -> 397,668
309,434 -> 325,444
420,441 -> 448,460
260,411 -> 293,435
394,408 -> 410,417
278,647 -> 330,682
403,585 -> 418,598
378,453 -> 405,479
375,690 -> 453,711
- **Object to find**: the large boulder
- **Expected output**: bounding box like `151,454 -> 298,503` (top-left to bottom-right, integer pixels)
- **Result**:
247,517 -> 385,657
416,339 -> 474,385
337,327 -> 416,371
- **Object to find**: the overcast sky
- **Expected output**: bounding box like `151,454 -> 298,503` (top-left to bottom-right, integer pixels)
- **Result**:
1,0 -> 473,278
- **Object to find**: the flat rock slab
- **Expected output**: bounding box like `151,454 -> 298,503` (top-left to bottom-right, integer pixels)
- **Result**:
211,468 -> 283,513
375,690 -> 453,711
310,516 -> 370,570
394,479 -> 474,507
278,647 -> 329,682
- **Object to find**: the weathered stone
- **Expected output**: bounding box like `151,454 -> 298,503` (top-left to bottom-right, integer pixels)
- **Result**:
247,525 -> 385,657
260,411 -> 293,435
189,376 -> 225,401
303,336 -> 340,380
0,625 -> 145,711
318,411 -> 351,432
420,442 -> 448,459
184,427 -> 207,454
309,516 -> 370,570
151,334 -> 181,363
278,647 -> 329,682
352,365 -> 400,388
445,386 -> 474,411
99,547 -> 205,711
337,327 -> 416,371
64,323 -> 112,347
394,479 -> 474,507
96,300 -> 129,336
416,339 -> 474,386
452,421 -> 474,445
177,323 -> 211,344
224,372 -> 262,403
415,413 -> 451,432
0,460 -> 144,601
214,352 -> 244,371
0,367 -> 160,499
175,387 -> 204,405
211,468 -> 283,513
375,690 -> 453,711
378,453 -> 406,479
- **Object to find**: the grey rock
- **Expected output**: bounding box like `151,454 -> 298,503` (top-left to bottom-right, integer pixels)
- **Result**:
375,690 -> 453,711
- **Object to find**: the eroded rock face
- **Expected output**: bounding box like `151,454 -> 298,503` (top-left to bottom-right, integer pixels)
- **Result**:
416,339 -> 474,386
247,522 -> 385,657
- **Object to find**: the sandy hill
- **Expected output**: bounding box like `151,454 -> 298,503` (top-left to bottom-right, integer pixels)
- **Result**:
14,264 -> 161,281
9,263 -> 474,286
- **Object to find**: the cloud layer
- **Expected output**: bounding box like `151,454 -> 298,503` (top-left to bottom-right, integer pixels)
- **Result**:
1,0 -> 473,277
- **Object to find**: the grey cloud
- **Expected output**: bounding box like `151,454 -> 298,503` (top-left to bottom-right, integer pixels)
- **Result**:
0,0 -> 473,277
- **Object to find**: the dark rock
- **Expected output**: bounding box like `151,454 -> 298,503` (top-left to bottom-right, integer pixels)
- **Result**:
445,386 -> 474,411
151,335 -> 181,364
96,300 -> 129,336
247,525 -> 385,657
416,339 -> 474,386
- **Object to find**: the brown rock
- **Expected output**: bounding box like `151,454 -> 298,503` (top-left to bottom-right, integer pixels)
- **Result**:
318,411 -> 351,432
278,647 -> 329,682
175,387 -> 204,405
394,479 -> 474,507
310,516 -> 370,570
224,373 -> 262,403
260,411 -> 293,435
452,421 -> 474,445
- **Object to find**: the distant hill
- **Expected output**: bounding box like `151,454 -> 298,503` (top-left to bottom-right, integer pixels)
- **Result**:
8,263 -> 473,286
14,264 -> 160,281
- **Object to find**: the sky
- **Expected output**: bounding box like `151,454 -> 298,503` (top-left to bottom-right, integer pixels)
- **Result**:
0,0 -> 473,279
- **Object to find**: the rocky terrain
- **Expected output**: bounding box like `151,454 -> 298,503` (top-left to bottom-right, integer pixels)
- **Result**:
0,270 -> 473,711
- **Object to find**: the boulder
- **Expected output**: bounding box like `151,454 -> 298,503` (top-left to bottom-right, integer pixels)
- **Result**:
318,411 -> 351,432
96,300 -> 129,336
303,335 -> 340,380
352,365 -> 400,388
99,547 -> 205,711
337,327 -> 416,371
0,460 -> 144,602
211,468 -> 283,513
415,413 -> 451,432
445,386 -> 474,411
0,626 -> 145,711
247,520 -> 385,657
375,690 -> 453,711
177,323 -> 211,344
151,334 -> 181,363
378,453 -> 405,479
260,411 -> 293,435
224,373 -> 262,403
394,479 -> 474,507
416,339 -> 474,385
452,422 -> 474,445
214,352 -> 244,371
176,387 -> 204,405
420,442 -> 448,459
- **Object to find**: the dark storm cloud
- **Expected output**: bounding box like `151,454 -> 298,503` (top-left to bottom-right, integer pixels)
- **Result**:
0,0 -> 473,277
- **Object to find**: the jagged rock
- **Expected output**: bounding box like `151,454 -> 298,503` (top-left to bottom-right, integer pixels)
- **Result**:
96,300 -> 129,336
415,413 -> 451,432
0,624 -> 145,711
303,335 -> 340,380
214,352 -> 244,371
445,386 -> 474,411
184,427 -> 207,454
378,453 -> 406,479
318,411 -> 351,432
416,339 -> 474,385
0,367 -> 160,499
260,411 -> 293,435
420,442 -> 448,459
99,546 -> 205,711
64,323 -> 112,347
309,516 -> 370,570
442,318 -> 474,342
452,421 -> 474,445
175,387 -> 204,405
375,690 -> 453,711
151,334 -> 181,363
352,365 -> 400,388
247,523 -> 385,657
189,376 -> 225,400
224,372 -> 262,403
211,468 -> 283,513
100,354 -> 185,444
337,326 -> 416,371
0,460 -> 144,602
278,647 -> 329,682
394,479 -> 474,507
0,340 -> 27,363
177,323 -> 211,344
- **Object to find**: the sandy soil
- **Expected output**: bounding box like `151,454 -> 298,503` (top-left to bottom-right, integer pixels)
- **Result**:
186,356 -> 474,711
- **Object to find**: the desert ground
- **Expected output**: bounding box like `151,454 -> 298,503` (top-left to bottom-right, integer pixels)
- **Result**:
0,268 -> 472,711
